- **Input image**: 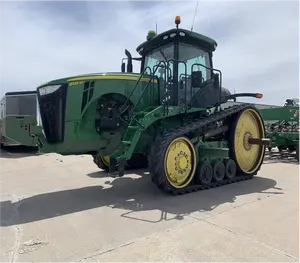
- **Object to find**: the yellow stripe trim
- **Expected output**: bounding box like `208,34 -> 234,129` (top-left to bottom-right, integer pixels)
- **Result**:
67,75 -> 158,83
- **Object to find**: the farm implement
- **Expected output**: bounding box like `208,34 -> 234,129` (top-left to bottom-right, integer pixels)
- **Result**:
259,98 -> 299,162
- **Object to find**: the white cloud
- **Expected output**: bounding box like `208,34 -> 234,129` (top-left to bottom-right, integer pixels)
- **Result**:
0,0 -> 299,106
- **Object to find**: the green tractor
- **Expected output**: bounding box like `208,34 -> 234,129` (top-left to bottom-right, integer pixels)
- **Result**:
13,17 -> 271,194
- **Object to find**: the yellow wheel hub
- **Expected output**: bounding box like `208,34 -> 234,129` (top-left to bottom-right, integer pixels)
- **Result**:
101,156 -> 110,167
234,108 -> 265,173
164,137 -> 196,188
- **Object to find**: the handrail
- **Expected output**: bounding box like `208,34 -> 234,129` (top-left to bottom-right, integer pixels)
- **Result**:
166,59 -> 188,110
152,61 -> 169,110
121,66 -> 153,114
131,61 -> 168,114
119,60 -> 173,129
191,63 -> 223,111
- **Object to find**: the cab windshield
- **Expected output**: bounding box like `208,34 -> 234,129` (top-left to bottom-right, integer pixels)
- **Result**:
143,43 -> 174,78
141,41 -> 212,105
142,42 -> 211,82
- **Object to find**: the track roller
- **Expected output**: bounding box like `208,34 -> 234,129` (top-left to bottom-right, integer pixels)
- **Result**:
196,162 -> 213,185
224,159 -> 237,179
212,160 -> 225,182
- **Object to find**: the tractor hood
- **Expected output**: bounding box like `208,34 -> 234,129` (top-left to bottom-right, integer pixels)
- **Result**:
37,72 -> 148,88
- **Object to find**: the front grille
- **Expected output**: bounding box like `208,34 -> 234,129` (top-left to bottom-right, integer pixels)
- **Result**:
37,84 -> 68,143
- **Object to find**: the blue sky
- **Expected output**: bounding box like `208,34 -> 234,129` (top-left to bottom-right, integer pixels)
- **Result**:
0,0 -> 299,105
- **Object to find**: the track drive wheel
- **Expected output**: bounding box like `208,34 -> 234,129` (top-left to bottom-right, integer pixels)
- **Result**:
229,106 -> 266,177
149,135 -> 197,194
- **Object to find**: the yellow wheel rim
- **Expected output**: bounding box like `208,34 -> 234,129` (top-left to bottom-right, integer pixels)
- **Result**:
101,156 -> 110,167
164,137 -> 197,188
234,108 -> 265,173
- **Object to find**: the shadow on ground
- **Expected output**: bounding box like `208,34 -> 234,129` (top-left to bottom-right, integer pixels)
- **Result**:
0,146 -> 38,159
1,169 -> 283,226
264,150 -> 299,165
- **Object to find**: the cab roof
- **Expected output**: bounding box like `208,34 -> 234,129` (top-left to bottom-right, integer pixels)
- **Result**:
136,28 -> 218,55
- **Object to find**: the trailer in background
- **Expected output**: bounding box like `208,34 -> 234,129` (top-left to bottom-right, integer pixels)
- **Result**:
0,91 -> 38,148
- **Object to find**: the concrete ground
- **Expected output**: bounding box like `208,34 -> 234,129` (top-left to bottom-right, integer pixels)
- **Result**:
0,147 -> 299,262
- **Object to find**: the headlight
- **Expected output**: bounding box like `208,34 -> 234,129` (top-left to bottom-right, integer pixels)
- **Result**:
38,85 -> 61,96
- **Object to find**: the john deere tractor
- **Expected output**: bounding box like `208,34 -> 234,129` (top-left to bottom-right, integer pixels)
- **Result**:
13,17 -> 271,194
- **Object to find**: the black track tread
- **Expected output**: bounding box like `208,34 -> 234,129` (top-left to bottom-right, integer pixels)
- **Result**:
148,104 -> 263,195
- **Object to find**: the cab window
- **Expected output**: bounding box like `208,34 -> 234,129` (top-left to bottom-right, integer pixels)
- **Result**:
178,43 -> 211,81
143,43 -> 174,79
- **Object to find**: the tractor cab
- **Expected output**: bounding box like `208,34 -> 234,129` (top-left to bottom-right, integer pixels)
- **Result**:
122,16 -> 231,109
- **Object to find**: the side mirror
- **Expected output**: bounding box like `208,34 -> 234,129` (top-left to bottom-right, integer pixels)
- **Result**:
121,62 -> 126,73
191,71 -> 203,88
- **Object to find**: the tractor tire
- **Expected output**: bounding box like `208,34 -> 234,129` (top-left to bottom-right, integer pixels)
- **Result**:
228,106 -> 266,177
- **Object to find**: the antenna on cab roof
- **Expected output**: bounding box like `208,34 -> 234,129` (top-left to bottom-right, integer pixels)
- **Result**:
191,0 -> 199,31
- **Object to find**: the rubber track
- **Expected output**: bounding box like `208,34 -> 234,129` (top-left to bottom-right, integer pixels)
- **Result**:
149,103 -> 259,195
